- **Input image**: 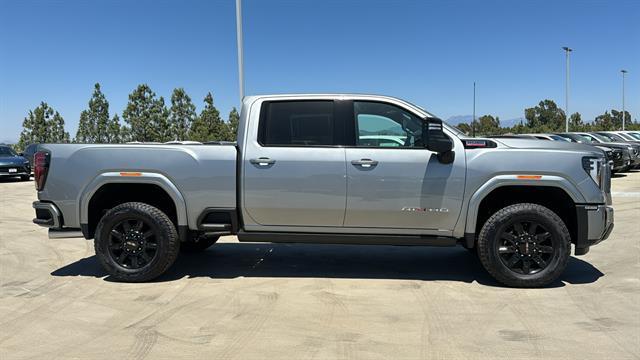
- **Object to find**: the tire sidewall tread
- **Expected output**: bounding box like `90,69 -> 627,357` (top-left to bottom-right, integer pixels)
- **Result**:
477,203 -> 571,288
94,202 -> 180,282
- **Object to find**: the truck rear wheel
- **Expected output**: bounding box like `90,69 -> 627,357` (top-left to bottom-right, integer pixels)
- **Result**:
477,203 -> 570,288
94,202 -> 180,282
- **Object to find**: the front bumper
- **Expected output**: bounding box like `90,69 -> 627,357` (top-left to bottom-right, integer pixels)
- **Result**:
574,204 -> 614,255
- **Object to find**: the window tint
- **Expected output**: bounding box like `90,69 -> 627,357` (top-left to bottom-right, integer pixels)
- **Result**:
354,101 -> 424,148
259,101 -> 335,146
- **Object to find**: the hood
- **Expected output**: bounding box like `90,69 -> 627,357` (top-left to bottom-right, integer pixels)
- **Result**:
479,138 -> 605,156
0,155 -> 29,166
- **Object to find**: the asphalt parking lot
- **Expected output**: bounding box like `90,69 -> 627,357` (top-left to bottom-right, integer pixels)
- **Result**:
0,173 -> 639,359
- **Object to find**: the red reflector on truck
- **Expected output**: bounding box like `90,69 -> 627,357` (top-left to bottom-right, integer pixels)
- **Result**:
119,172 -> 142,177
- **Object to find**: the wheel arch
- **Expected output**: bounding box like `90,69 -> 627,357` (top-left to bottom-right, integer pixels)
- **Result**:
79,172 -> 187,238
465,175 -> 584,248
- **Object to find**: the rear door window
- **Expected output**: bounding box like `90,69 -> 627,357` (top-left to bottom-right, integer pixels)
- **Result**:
259,101 -> 336,146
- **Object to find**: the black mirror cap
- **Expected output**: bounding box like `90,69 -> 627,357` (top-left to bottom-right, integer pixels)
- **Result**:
424,117 -> 454,153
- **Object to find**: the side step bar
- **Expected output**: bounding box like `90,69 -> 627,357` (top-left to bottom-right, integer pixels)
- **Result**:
237,231 -> 458,247
48,228 -> 84,239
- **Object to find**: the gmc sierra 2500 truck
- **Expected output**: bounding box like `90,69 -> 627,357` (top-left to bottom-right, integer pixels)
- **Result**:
32,94 -> 614,287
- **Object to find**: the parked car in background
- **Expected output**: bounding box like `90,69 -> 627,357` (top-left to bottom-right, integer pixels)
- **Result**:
596,131 -> 640,146
582,132 -> 640,169
486,134 -> 539,140
21,143 -> 42,173
553,133 -> 626,173
525,133 -> 571,142
0,145 -> 31,181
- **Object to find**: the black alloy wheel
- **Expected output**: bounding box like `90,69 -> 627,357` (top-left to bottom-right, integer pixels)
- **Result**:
496,220 -> 554,275
108,218 -> 159,269
477,203 -> 571,288
94,202 -> 180,282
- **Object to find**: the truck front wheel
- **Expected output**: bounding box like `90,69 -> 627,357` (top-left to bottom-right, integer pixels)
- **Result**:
94,202 -> 180,282
477,203 -> 570,288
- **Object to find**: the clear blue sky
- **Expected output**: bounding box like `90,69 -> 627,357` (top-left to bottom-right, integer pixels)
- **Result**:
1,0 -> 638,142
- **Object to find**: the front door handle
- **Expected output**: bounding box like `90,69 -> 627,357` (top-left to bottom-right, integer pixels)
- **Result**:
351,159 -> 378,168
249,157 -> 276,166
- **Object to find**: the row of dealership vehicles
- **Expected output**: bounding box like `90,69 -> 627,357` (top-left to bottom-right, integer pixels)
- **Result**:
493,131 -> 640,173
29,94 -> 615,288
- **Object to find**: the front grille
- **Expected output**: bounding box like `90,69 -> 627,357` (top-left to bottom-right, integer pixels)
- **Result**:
0,165 -> 28,174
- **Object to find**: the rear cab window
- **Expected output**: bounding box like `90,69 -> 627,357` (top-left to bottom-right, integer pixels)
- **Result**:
258,101 -> 339,146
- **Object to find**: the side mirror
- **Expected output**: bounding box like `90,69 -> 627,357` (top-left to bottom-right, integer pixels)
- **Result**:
424,117 -> 455,163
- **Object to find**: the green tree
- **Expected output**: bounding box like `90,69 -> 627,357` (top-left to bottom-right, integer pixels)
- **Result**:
122,84 -> 169,142
75,110 -> 92,143
569,112 -> 583,130
524,100 -> 566,132
455,122 -> 472,135
225,107 -> 240,141
89,83 -> 110,142
105,114 -> 122,143
476,115 -> 501,136
17,102 -> 69,150
189,92 -> 227,142
169,88 -> 196,141
75,83 -> 110,143
51,111 -> 70,143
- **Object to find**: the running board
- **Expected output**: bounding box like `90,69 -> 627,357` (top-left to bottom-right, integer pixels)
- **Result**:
49,228 -> 84,239
237,231 -> 458,246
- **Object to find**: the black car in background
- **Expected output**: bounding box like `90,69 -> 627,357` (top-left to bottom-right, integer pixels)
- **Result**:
21,143 -> 42,172
0,145 -> 31,181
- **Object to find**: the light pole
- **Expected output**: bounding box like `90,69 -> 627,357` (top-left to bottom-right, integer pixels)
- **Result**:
236,0 -> 245,102
472,81 -> 476,137
562,47 -> 572,132
621,69 -> 627,130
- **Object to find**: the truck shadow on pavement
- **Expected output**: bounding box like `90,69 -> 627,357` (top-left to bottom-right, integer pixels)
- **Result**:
51,243 -> 604,288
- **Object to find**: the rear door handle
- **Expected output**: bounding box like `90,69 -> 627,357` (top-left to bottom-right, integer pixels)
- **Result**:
249,157 -> 276,166
351,159 -> 378,168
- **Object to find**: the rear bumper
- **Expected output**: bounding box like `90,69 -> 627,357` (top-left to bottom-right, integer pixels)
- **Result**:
574,204 -> 614,255
33,201 -> 62,228
33,201 -> 85,239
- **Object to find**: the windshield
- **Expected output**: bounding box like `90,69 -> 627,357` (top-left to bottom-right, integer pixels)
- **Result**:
549,135 -> 569,141
589,133 -> 611,142
0,146 -> 17,156
628,132 -> 640,140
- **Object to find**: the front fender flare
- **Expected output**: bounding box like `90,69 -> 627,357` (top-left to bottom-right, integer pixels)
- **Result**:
464,174 -> 585,236
78,172 -> 188,227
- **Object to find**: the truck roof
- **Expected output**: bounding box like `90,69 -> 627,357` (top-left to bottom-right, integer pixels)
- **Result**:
243,93 -> 436,118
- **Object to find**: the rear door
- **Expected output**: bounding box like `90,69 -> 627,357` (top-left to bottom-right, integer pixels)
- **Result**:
242,100 -> 348,228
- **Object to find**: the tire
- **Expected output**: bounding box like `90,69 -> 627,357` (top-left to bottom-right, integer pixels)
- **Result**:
94,202 -> 180,282
180,235 -> 219,253
20,175 -> 30,181
477,203 -> 570,288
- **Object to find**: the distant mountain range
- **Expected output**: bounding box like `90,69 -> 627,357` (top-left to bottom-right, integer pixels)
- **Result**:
445,115 -> 525,128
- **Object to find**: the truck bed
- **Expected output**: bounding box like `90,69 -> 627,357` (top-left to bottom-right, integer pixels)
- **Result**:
38,143 -> 238,230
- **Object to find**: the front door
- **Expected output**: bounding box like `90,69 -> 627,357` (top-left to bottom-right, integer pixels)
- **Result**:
242,100 -> 347,228
344,101 -> 465,231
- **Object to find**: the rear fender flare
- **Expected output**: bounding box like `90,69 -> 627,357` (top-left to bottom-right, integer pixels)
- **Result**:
79,172 -> 188,227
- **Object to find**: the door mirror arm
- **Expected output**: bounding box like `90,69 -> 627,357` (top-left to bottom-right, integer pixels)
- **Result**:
423,117 -> 455,164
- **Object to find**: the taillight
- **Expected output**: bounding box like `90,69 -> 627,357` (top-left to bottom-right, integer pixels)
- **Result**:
34,151 -> 50,191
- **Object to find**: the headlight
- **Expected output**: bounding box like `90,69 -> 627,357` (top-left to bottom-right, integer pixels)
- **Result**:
582,156 -> 602,187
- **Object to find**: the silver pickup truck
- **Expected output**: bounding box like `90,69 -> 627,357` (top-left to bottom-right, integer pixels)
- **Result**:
32,94 -> 614,287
